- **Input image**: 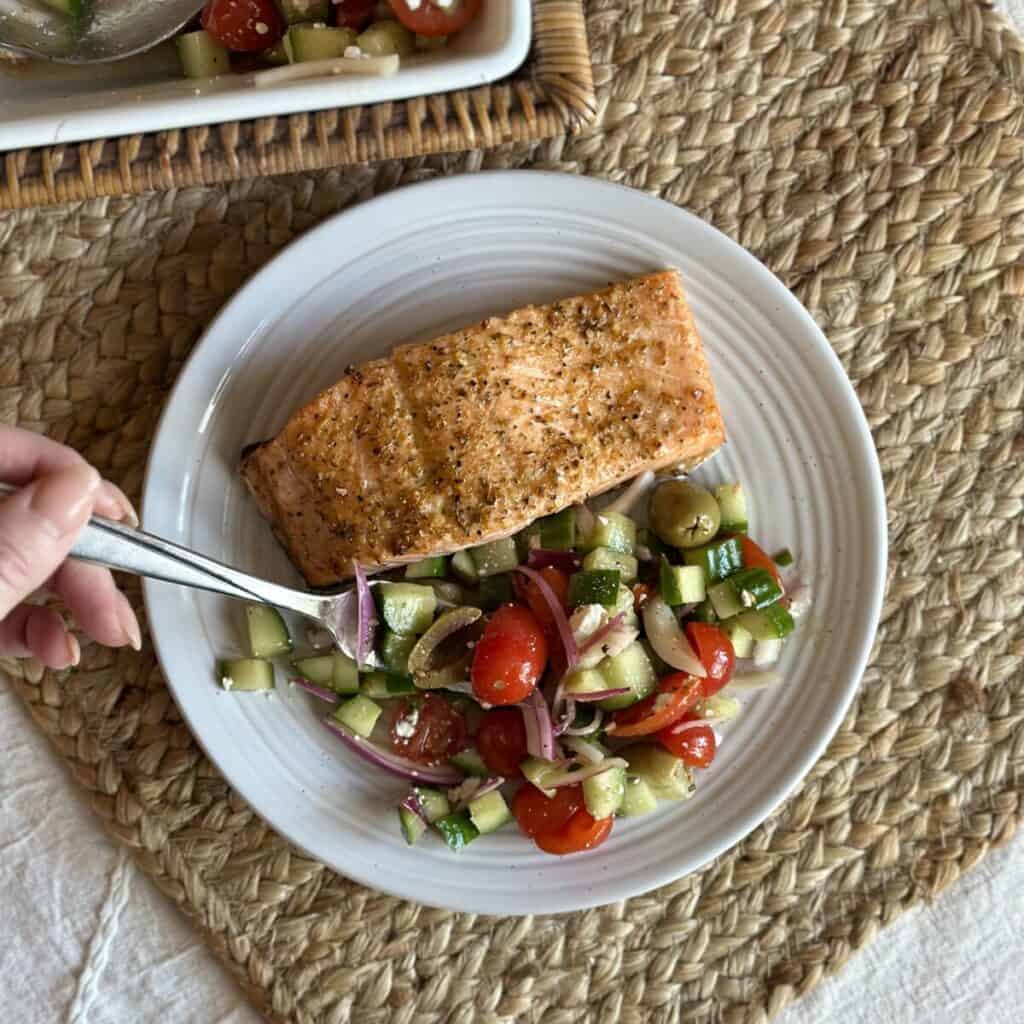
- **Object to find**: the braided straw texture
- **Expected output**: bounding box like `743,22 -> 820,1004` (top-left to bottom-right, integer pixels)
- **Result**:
2,0 -> 1024,1020
0,1 -> 595,211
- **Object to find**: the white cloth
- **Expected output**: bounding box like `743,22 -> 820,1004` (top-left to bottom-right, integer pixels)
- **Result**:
4,6 -> 1024,1017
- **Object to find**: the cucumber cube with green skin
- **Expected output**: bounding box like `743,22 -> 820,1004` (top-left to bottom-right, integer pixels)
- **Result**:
291,654 -> 334,686
468,790 -> 511,833
405,555 -> 448,579
286,24 -> 357,62
539,507 -> 576,550
412,786 -> 450,823
708,568 -> 782,620
379,629 -> 418,674
683,536 -> 743,582
331,652 -> 360,694
583,766 -> 626,818
568,569 -> 620,608
450,748 -> 489,777
619,775 -> 658,816
378,582 -> 437,635
333,694 -> 381,738
713,482 -> 748,533
583,547 -> 638,583
582,511 -> 637,555
692,599 -> 718,624
478,573 -> 515,610
724,620 -> 755,658
398,806 -> 427,845
597,641 -> 656,710
562,666 -> 608,698
246,604 -> 292,657
659,558 -> 706,606
361,672 -> 415,698
521,756 -> 560,797
219,658 -> 275,692
434,811 -> 479,850
470,537 -> 519,577
772,547 -> 795,567
625,744 -> 695,800
176,30 -> 230,78
450,549 -> 479,584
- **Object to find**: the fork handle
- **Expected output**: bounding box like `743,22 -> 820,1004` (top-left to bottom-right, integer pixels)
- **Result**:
0,480 -> 325,621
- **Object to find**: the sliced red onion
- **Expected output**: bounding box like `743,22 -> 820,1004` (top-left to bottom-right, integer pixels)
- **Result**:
447,775 -> 505,809
324,718 -> 462,785
642,594 -> 707,677
725,670 -> 783,692
545,757 -> 628,788
519,686 -> 557,761
570,687 -> 630,703
563,707 -> 604,736
515,565 -> 578,670
577,611 -> 626,658
353,562 -> 377,668
604,470 -> 654,517
573,502 -> 596,538
562,735 -> 606,764
290,677 -> 339,704
526,549 -> 582,573
400,792 -> 428,824
552,695 -> 576,737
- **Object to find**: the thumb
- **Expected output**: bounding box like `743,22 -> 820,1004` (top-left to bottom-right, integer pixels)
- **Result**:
0,463 -> 100,620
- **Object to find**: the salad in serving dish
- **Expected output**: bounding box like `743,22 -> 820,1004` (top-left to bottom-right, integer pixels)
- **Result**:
218,474 -> 812,857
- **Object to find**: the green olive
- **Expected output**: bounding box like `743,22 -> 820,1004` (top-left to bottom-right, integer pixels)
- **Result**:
648,480 -> 721,549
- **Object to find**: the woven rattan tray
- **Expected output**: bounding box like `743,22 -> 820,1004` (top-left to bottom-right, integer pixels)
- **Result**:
0,0 -> 595,211
2,0 -> 1024,1021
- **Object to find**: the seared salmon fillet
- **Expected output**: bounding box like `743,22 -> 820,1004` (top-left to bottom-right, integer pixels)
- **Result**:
241,270 -> 725,586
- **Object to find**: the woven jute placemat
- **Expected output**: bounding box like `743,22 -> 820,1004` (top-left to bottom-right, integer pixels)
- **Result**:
3,0 -> 1024,1020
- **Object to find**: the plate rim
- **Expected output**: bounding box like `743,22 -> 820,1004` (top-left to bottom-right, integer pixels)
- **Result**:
142,169 -> 888,914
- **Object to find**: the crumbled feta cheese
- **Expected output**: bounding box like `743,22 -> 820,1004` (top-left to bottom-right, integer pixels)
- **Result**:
344,45 -> 363,59
406,0 -> 422,8
394,707 -> 420,738
435,0 -> 455,8
255,20 -> 269,34
221,676 -> 233,691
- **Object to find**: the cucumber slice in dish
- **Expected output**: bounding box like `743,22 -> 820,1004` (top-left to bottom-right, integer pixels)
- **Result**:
683,536 -> 743,582
583,766 -> 625,819
581,511 -> 636,555
450,748 -> 489,777
625,744 -> 695,800
723,620 -> 755,658
246,604 -> 292,657
583,547 -> 638,582
450,548 -> 479,584
478,573 -> 514,610
434,811 -> 479,850
659,559 -> 706,606
292,652 -> 360,694
538,508 -> 576,550
468,791 -> 511,833
378,582 -> 437,635
405,555 -> 448,579
412,786 -> 450,823
470,537 -> 518,577
219,658 -> 275,692
713,482 -> 748,533
379,629 -> 418,674
176,31 -> 231,79
735,603 -> 795,640
568,569 -> 620,608
619,775 -> 658,816
398,806 -> 427,845
286,24 -> 357,62
332,694 -> 381,738
361,672 -> 416,698
597,641 -> 656,710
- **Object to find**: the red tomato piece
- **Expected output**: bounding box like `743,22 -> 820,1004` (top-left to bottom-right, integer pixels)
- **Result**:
335,0 -> 376,29
534,809 -> 613,855
516,565 -> 569,638
737,535 -> 783,587
658,715 -> 717,768
470,603 -> 548,706
388,0 -> 482,37
610,672 -> 703,737
389,694 -> 466,765
475,709 -> 528,777
684,622 -> 735,697
201,0 -> 284,51
512,783 -> 583,838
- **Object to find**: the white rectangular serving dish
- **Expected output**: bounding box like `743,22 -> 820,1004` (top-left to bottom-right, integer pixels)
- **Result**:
0,0 -> 531,152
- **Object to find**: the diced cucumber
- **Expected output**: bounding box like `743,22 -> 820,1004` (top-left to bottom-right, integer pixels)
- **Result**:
692,599 -> 719,624
434,811 -> 479,850
583,547 -> 638,582
333,694 -> 381,738
701,693 -> 742,721
625,744 -> 695,800
521,757 -> 560,797
619,775 -> 658,816
563,666 -> 609,698
539,508 -> 576,551
683,536 -> 743,582
568,569 -> 620,608
713,482 -> 748,533
597,641 -> 656,710
708,568 -> 783,619
735,603 -> 795,640
398,806 -> 426,845
291,654 -> 334,686
361,671 -> 416,698
176,30 -> 230,79
287,24 -> 357,62
357,18 -> 415,57
275,0 -> 330,24
636,526 -> 672,563
659,558 -> 706,606
468,790 -> 511,833
379,629 -> 418,675
754,637 -> 783,667
723,620 -> 755,658
773,547 -> 795,567
470,537 -> 519,577
218,658 -> 275,692
582,511 -> 636,555
478,573 -> 515,610
583,766 -> 625,818
39,0 -> 82,15
245,604 -> 292,657
450,548 -> 479,584
415,32 -> 447,50
378,582 -> 437,635
412,785 -> 450,823
261,41 -> 290,65
331,652 -> 360,694
405,555 -> 448,579
451,748 -> 489,777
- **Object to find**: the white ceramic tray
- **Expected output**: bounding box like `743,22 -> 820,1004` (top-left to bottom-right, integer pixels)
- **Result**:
0,0 -> 530,151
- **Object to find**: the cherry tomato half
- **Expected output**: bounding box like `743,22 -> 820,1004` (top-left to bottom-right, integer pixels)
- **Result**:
389,694 -> 466,765
476,708 -> 528,777
534,809 -> 613,855
388,0 -> 483,37
684,622 -> 735,697
658,715 -> 717,768
471,603 -> 548,705
201,0 -> 284,52
737,535 -> 783,587
335,0 -> 376,29
610,672 -> 703,737
512,783 -> 583,838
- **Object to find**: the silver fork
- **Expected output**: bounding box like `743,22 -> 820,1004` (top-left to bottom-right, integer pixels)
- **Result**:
0,481 -> 378,666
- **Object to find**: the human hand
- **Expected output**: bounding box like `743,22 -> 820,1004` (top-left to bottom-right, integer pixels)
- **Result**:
0,425 -> 142,669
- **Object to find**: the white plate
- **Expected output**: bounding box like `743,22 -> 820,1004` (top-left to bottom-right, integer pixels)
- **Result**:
0,0 -> 529,151
142,171 -> 886,915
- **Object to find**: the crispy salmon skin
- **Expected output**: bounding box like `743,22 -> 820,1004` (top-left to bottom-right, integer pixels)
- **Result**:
241,270 -> 725,586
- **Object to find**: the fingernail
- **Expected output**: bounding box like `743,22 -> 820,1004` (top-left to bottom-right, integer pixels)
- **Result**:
103,482 -> 140,528
66,632 -> 81,667
30,464 -> 100,539
117,594 -> 142,651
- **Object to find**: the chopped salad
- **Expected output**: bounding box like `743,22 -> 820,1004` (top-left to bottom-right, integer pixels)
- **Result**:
219,474 -> 812,856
